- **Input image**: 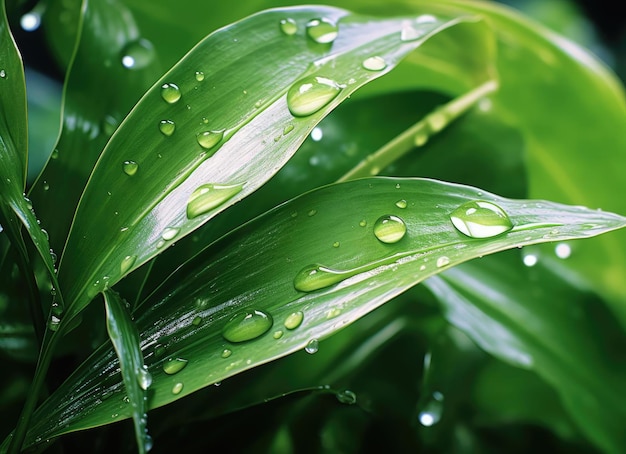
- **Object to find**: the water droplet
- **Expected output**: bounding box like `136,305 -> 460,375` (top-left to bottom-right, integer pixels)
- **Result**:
196,129 -> 224,150
336,389 -> 357,405
273,330 -> 284,339
122,160 -> 139,176
400,25 -> 425,41
161,83 -> 181,103
307,209 -> 317,217
159,120 -> 175,136
284,311 -> 304,330
414,131 -> 429,147
51,149 -> 59,159
436,256 -> 450,268
221,348 -> 232,358
555,243 -> 571,259
306,18 -> 338,43
293,264 -> 349,292
42,181 -> 50,191
221,309 -> 273,343
287,75 -> 342,117
172,382 -> 184,395
121,255 -> 137,275
305,338 -> 319,354
418,391 -> 444,427
326,307 -> 341,319
449,200 -> 513,238
359,220 -> 367,227
137,367 -> 152,390
48,314 -> 61,331
121,39 -> 155,69
362,56 -> 387,71
195,71 -> 205,81
161,227 -> 179,241
0,69 -> 6,78
279,18 -> 298,35
163,357 -> 188,375
192,315 -> 202,326
283,124 -> 294,135
186,183 -> 243,219
395,199 -> 407,209
332,241 -> 340,248
373,215 -> 406,244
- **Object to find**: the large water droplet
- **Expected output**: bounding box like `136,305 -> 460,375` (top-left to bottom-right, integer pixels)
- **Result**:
161,227 -> 179,241
122,160 -> 139,176
120,255 -> 137,275
196,129 -> 224,150
293,264 -> 350,292
121,39 -> 155,70
161,83 -> 181,103
222,309 -> 273,343
449,200 -> 513,238
159,120 -> 175,136
362,56 -> 387,71
305,18 -> 338,43
418,391 -> 444,427
287,76 -> 342,117
373,215 -> 407,244
163,357 -> 188,375
186,183 -> 243,219
279,18 -> 297,35
284,311 -> 304,330
305,338 -> 319,354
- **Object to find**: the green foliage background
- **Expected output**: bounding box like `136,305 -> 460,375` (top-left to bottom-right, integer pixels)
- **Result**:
0,0 -> 625,452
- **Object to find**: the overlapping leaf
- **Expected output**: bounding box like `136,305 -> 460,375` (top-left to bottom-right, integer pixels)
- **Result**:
20,177 -> 626,448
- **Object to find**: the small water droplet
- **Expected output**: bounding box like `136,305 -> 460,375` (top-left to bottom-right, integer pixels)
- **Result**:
161,227 -> 179,241
122,160 -> 139,176
362,56 -> 387,71
307,209 -> 317,217
395,199 -> 407,209
359,220 -> 367,227
414,131 -> 429,147
121,255 -> 137,275
195,71 -> 205,81
163,357 -> 188,375
283,124 -> 294,135
161,83 -> 181,103
172,382 -> 184,395
48,314 -> 61,331
42,181 -> 50,191
186,183 -> 243,219
51,149 -> 59,159
0,69 -> 6,78
418,391 -> 444,427
306,18 -> 338,43
192,315 -> 202,326
305,338 -> 319,354
284,311 -> 304,330
222,309 -> 273,343
279,18 -> 298,35
326,307 -> 341,319
121,38 -> 155,69
332,241 -> 340,248
159,119 -> 175,136
450,200 -> 513,238
336,389 -> 357,405
196,129 -> 224,150
436,256 -> 450,268
293,264 -> 348,292
373,215 -> 406,244
137,367 -> 152,390
287,76 -> 342,117
221,348 -> 232,358
273,330 -> 284,339
400,25 -> 425,41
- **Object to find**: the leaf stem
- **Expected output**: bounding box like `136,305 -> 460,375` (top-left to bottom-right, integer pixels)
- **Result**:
337,79 -> 499,182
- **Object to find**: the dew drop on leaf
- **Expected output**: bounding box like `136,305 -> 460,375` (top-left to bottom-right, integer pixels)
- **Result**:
305,18 -> 338,43
120,255 -> 137,275
122,160 -> 139,176
163,357 -> 188,375
279,18 -> 297,35
221,348 -> 232,358
336,389 -> 357,405
161,83 -> 181,103
449,200 -> 513,238
172,382 -> 184,395
395,199 -> 407,209
305,338 -> 319,354
373,215 -> 406,244
137,367 -> 152,390
161,227 -> 179,241
196,129 -> 224,150
436,256 -> 450,268
293,264 -> 349,292
221,309 -> 273,343
362,56 -> 387,71
284,311 -> 304,330
287,75 -> 342,117
120,38 -> 155,70
186,183 -> 243,219
159,119 -> 176,136
195,71 -> 205,81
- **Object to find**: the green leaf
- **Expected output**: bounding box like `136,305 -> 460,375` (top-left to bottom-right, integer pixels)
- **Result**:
425,251 -> 626,454
103,289 -> 151,454
55,6 -> 492,322
20,177 -> 626,448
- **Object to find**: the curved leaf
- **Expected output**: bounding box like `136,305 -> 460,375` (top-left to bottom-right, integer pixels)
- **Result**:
21,177 -> 626,447
56,6 -> 491,322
